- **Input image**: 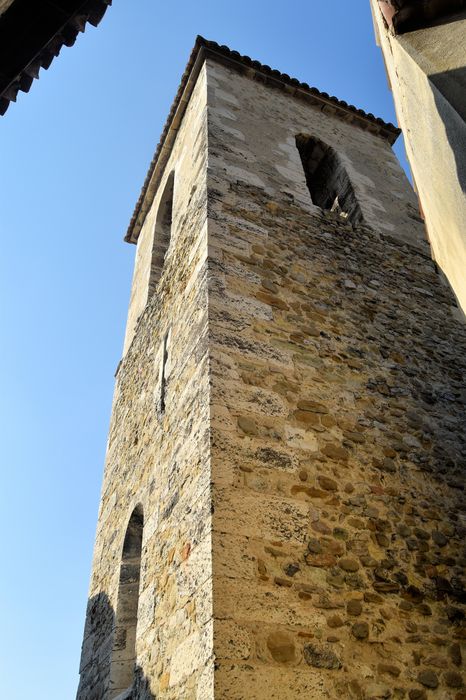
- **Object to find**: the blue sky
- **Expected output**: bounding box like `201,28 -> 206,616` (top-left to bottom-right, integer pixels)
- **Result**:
0,2 -> 409,698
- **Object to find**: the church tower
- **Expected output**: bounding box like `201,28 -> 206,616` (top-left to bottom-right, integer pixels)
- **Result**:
77,38 -> 466,700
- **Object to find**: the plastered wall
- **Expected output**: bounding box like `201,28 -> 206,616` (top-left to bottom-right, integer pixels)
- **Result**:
371,3 -> 466,313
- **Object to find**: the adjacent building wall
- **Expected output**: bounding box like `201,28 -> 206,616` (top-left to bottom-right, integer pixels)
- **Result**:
371,2 -> 466,313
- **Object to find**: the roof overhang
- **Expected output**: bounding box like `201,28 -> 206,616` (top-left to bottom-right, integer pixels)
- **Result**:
125,36 -> 400,244
0,0 -> 112,116
375,0 -> 465,33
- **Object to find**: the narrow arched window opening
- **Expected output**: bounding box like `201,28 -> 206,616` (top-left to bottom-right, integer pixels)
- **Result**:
159,329 -> 170,415
296,135 -> 363,225
149,171 -> 175,296
109,505 -> 144,699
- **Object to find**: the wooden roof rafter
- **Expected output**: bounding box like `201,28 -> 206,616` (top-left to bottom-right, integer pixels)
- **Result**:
376,0 -> 465,33
0,0 -> 112,116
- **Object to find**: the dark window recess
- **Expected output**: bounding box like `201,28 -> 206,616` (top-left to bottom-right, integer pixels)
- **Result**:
296,134 -> 363,225
149,171 -> 175,296
160,331 -> 169,414
109,506 -> 144,699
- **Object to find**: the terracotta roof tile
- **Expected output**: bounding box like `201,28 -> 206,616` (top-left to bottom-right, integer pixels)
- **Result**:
0,0 -> 112,116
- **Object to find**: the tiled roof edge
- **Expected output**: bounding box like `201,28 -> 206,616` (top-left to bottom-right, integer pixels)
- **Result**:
0,0 -> 112,116
125,35 -> 400,244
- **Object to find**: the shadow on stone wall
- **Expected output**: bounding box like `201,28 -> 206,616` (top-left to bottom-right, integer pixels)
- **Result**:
431,66 -> 466,192
77,592 -> 155,700
395,7 -> 466,33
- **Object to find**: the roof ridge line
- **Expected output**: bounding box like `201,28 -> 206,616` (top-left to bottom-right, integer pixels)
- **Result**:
125,36 -> 400,243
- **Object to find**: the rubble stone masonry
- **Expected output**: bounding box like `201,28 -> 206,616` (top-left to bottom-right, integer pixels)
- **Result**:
78,64 -> 214,700
78,48 -> 466,700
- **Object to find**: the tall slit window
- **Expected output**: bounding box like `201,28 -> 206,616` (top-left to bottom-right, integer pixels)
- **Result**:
296,134 -> 363,225
160,330 -> 169,414
149,171 -> 175,296
109,505 -> 144,699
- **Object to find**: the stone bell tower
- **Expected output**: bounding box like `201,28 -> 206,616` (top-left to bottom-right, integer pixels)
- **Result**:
77,37 -> 466,700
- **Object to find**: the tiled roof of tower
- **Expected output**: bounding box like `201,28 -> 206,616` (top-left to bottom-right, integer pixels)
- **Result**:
0,0 -> 112,116
125,36 -> 401,244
